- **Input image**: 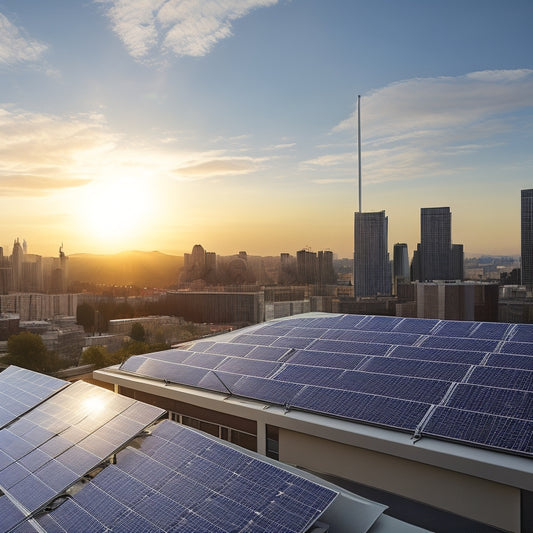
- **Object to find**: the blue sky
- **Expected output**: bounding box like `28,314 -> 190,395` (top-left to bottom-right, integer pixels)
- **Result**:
0,0 -> 532,258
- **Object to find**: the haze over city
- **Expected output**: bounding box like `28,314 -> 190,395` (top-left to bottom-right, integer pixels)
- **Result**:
1,1 -> 532,258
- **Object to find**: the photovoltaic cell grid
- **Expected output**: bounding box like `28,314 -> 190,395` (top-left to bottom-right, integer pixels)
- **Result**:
120,315 -> 533,457
0,366 -> 67,429
0,377 -> 165,529
28,420 -> 338,533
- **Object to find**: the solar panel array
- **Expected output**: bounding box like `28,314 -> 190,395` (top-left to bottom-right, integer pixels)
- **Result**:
0,371 -> 165,532
120,315 -> 533,457
22,420 -> 337,533
0,366 -> 67,429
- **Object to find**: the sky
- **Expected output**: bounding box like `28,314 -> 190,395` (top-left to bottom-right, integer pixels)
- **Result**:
0,0 -> 532,259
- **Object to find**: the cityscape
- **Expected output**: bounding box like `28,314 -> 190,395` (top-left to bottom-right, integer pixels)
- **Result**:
0,2 -> 532,533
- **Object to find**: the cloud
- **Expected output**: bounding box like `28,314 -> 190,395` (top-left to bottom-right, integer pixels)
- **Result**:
0,176 -> 91,196
98,0 -> 279,61
321,69 -> 533,184
174,156 -> 262,178
0,13 -> 48,65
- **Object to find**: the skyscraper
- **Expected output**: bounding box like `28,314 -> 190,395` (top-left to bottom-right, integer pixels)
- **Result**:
522,189 -> 533,289
419,207 -> 451,281
393,243 -> 409,295
354,211 -> 391,297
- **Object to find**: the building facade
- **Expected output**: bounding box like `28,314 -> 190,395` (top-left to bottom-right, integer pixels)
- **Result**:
522,188 -> 533,290
393,243 -> 409,295
353,211 -> 391,297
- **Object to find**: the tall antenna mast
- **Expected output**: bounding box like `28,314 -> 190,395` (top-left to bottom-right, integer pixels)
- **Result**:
357,94 -> 362,213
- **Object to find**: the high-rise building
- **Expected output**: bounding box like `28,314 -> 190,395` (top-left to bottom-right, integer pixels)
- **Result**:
414,207 -> 463,282
522,189 -> 533,290
419,207 -> 452,281
393,243 -> 409,295
353,211 -> 391,297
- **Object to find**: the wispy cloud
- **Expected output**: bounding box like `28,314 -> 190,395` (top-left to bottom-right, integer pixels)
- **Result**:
175,155 -> 265,179
318,69 -> 533,184
98,0 -> 279,61
0,13 -> 48,65
0,105 -> 263,195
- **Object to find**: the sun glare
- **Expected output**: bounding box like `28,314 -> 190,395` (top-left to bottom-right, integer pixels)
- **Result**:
78,177 -> 154,246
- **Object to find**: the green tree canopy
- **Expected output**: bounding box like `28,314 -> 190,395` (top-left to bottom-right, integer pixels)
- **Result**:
130,322 -> 146,342
5,332 -> 61,373
79,345 -> 108,370
76,302 -> 95,332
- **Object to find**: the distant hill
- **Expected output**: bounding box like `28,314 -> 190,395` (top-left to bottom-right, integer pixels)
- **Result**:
68,251 -> 183,288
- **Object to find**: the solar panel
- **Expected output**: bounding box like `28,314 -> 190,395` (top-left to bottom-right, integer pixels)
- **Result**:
291,387 -> 430,431
422,406 -> 533,456
231,333 -> 276,346
271,336 -> 314,349
419,336 -> 498,353
433,321 -> 476,338
467,366 -> 533,392
469,322 -> 510,340
0,496 -> 27,531
29,420 -> 337,533
359,356 -> 471,382
216,357 -> 280,378
136,359 -> 210,386
333,371 -> 450,403
0,380 -> 165,519
445,383 -> 533,420
248,345 -> 290,361
274,364 -> 344,387
285,349 -> 367,370
182,351 -> 227,369
308,338 -> 391,355
389,345 -> 485,365
232,375 -> 305,405
357,315 -> 403,331
486,353 -> 533,371
0,367 -> 67,429
499,341 -> 533,356
509,324 -> 533,343
392,318 -> 439,334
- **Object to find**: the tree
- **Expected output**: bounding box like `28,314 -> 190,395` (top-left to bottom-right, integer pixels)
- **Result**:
5,332 -> 61,373
76,303 -> 95,332
130,322 -> 146,342
80,346 -> 108,369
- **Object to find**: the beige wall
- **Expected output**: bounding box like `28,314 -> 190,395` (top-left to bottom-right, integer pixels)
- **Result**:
280,429 -> 521,533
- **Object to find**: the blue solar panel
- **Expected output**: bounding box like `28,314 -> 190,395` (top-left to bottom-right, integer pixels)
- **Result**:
359,357 -> 471,382
467,366 -> 533,392
285,349 -> 367,370
36,498 -> 107,533
390,345 -> 485,365
423,406 -> 533,456
485,353 -> 533,371
308,338 -> 391,355
0,462 -> 31,489
136,359 -> 209,386
292,387 -> 430,431
419,336 -> 498,353
324,329 -> 420,346
231,333 -> 276,346
8,473 -> 57,512
509,324 -> 533,343
392,318 -> 439,334
0,495 -> 27,531
118,355 -> 146,373
253,324 -> 295,336
34,460 -> 79,492
500,341 -> 533,356
271,336 -> 314,349
469,322 -> 510,340
287,326 -> 328,338
357,315 -> 404,331
232,376 -> 305,405
216,357 -> 280,378
274,365 -> 344,387
204,342 -> 255,357
248,345 -> 290,361
188,340 -> 216,352
182,351 -> 227,369
445,384 -> 533,420
433,321 -> 476,338
0,366 -> 66,429
31,420 -> 338,533
333,371 -> 450,403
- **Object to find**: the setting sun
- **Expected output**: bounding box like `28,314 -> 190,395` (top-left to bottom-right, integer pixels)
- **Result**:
78,177 -> 154,245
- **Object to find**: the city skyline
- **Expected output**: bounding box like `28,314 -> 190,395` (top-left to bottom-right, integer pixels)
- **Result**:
1,1 -> 533,258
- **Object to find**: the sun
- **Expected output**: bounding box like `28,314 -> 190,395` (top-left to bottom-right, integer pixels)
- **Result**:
78,176 -> 154,246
